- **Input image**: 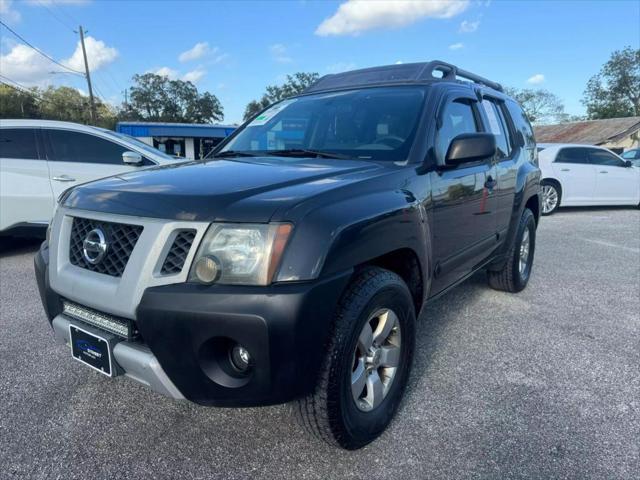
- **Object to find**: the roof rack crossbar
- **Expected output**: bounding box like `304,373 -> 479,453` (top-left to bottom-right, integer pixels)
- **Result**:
421,60 -> 503,92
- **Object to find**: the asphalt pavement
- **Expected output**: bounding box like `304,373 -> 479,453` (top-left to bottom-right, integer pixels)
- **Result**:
1,207 -> 639,479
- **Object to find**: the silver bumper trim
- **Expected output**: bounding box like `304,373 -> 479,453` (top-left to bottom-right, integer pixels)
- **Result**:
52,315 -> 185,400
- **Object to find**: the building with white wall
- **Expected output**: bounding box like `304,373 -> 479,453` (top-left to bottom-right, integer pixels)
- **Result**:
116,122 -> 236,160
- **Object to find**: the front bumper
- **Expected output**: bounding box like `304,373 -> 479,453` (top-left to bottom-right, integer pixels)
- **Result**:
35,242 -> 352,407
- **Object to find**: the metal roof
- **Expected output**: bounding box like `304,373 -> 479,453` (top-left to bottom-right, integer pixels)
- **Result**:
534,117 -> 640,145
116,121 -> 236,139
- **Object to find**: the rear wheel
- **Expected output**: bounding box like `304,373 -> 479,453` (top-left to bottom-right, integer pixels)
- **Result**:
541,180 -> 561,215
295,267 -> 415,450
488,208 -> 536,293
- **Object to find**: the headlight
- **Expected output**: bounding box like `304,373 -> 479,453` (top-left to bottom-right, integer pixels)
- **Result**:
188,223 -> 293,285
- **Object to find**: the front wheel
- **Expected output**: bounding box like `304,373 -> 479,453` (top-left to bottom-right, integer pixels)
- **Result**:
488,208 -> 536,293
295,267 -> 416,450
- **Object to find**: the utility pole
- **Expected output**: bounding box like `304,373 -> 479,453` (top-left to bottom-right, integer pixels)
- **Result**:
78,25 -> 96,123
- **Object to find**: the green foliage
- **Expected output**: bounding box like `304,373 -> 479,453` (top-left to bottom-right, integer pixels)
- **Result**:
243,72 -> 320,121
0,84 -> 116,129
125,73 -> 223,123
582,46 -> 640,119
504,87 -> 567,125
0,84 -> 40,118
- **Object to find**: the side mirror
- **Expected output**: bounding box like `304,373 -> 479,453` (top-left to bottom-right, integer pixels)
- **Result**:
445,133 -> 496,167
624,160 -> 633,168
122,151 -> 143,166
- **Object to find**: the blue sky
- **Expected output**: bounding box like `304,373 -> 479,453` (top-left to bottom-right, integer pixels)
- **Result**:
1,0 -> 638,124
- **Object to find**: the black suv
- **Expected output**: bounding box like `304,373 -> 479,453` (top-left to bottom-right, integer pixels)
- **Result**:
35,61 -> 541,450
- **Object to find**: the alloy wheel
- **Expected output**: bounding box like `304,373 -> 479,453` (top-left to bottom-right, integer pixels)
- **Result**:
351,308 -> 402,412
519,228 -> 531,275
541,185 -> 559,214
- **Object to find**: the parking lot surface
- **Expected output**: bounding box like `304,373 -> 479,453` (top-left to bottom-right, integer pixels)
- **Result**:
1,208 -> 639,480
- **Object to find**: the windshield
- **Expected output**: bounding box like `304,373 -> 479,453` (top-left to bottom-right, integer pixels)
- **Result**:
621,150 -> 637,159
219,86 -> 427,162
97,129 -> 176,160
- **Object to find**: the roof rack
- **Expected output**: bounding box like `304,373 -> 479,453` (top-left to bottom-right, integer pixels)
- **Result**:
420,60 -> 503,92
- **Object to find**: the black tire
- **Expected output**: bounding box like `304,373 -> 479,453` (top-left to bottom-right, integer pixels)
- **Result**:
488,208 -> 536,293
295,267 -> 416,450
540,180 -> 561,216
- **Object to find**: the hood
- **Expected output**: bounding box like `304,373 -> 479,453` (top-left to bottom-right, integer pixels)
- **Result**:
63,157 -> 386,222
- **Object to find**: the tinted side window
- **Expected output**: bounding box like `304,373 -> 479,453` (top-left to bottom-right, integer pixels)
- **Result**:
481,99 -> 511,159
589,150 -> 625,167
555,148 -> 590,164
505,100 -> 535,148
437,100 -> 479,161
0,128 -> 39,159
47,130 -> 128,164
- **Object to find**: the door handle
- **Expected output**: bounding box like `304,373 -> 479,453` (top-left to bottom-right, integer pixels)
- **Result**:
52,175 -> 76,182
599,171 -> 608,174
561,168 -> 571,172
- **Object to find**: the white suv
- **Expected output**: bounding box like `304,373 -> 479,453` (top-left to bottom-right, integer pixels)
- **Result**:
538,143 -> 640,215
0,119 -> 183,235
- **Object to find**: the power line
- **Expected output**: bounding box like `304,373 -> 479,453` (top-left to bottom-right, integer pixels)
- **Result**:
0,76 -> 58,107
0,20 -> 85,76
35,0 -> 76,33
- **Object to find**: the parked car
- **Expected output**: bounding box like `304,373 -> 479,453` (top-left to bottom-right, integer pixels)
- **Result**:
35,61 -> 541,450
538,143 -> 640,215
621,148 -> 640,167
0,120 -> 183,236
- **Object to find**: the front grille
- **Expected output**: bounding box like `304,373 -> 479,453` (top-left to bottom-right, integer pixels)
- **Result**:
161,230 -> 196,275
69,217 -> 143,277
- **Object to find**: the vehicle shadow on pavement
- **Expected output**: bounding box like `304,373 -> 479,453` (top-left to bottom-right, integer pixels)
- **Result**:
0,237 -> 42,259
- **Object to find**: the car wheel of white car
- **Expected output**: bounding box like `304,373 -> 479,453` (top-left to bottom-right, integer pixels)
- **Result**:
541,181 -> 561,215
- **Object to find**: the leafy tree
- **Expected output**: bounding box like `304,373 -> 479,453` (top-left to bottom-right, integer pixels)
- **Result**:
127,73 -> 223,123
505,87 -> 566,125
0,84 -> 40,118
582,46 -> 640,119
0,84 -> 116,128
243,72 -> 319,121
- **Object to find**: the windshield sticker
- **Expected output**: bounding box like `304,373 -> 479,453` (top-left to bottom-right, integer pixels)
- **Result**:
249,99 -> 297,126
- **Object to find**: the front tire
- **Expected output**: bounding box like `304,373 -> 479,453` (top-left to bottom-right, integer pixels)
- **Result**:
488,208 -> 536,293
296,267 -> 416,450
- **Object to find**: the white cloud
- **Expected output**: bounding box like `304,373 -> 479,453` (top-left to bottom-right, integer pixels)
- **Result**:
182,67 -> 206,83
178,42 -> 228,65
449,42 -> 464,50
326,61 -> 357,73
269,43 -> 292,63
0,43 -> 54,86
63,36 -> 118,72
153,66 -> 179,79
527,73 -> 545,85
315,0 -> 469,36
151,66 -> 206,83
179,42 -> 210,62
459,19 -> 480,33
0,0 -> 21,23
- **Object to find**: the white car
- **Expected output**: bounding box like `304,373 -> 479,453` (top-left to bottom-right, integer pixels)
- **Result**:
0,119 -> 183,236
538,143 -> 640,215
621,148 -> 640,167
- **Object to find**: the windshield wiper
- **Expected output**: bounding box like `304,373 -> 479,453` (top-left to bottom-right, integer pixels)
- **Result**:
213,150 -> 258,158
263,149 -> 353,160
